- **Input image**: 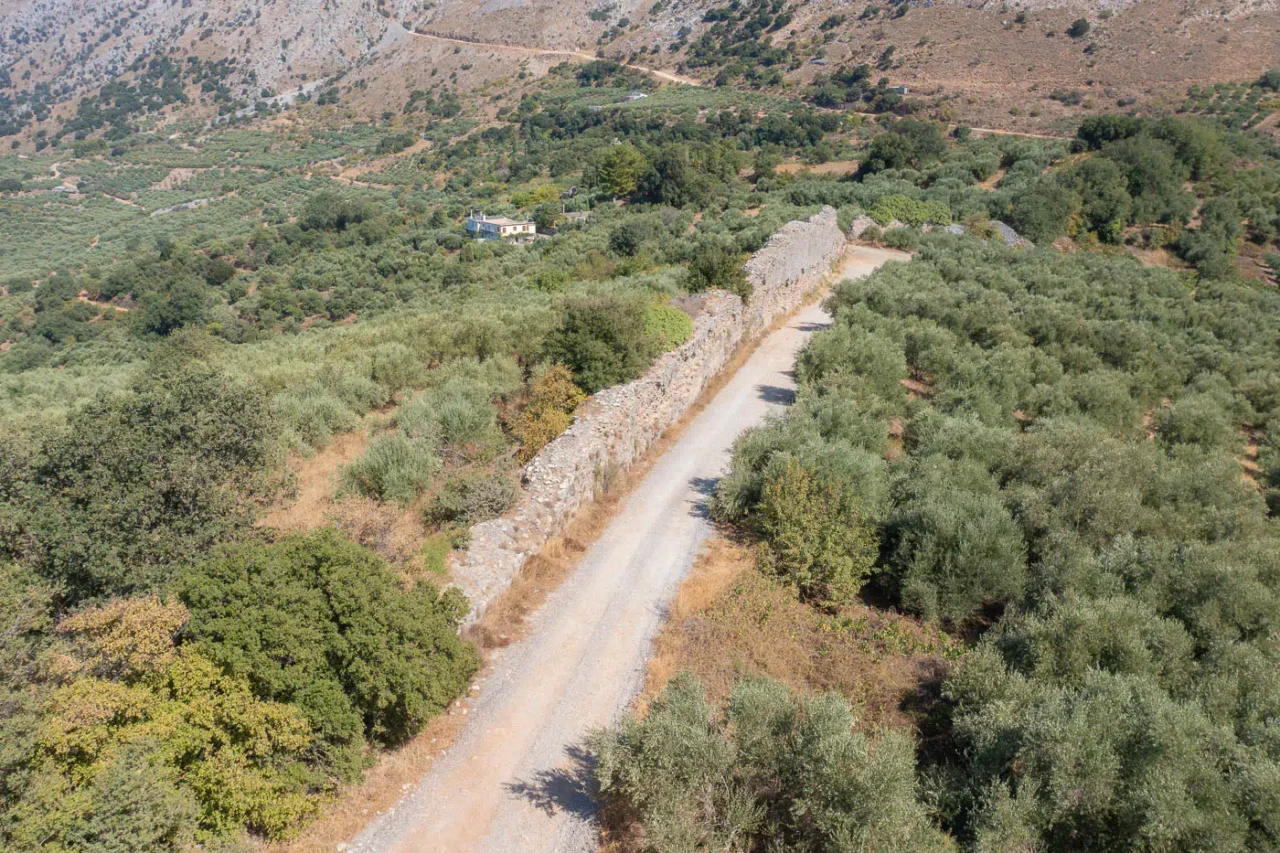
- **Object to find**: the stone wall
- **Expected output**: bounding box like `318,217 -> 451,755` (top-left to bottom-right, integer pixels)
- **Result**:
452,206 -> 846,622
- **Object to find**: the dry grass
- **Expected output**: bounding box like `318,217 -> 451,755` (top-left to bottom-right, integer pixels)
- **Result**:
1240,425 -> 1265,490
1127,245 -> 1189,271
326,495 -> 429,568
776,159 -> 859,176
639,535 -> 957,731
977,166 -> 1007,190
259,428 -> 371,532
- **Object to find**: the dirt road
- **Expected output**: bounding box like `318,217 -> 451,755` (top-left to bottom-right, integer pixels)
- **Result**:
350,246 -> 910,853
408,30 -> 703,86
406,31 -> 1067,138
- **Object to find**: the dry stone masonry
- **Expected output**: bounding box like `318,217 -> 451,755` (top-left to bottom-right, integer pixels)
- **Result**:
452,206 -> 846,622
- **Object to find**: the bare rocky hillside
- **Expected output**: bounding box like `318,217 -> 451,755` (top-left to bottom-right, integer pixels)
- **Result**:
2,0 -> 1278,137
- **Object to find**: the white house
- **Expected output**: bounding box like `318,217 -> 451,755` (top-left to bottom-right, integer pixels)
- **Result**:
464,211 -> 536,242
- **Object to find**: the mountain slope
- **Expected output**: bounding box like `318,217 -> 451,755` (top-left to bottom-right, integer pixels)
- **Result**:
2,0 -> 1278,140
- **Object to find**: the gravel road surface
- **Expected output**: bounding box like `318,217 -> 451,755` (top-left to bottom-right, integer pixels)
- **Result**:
349,246 -> 907,853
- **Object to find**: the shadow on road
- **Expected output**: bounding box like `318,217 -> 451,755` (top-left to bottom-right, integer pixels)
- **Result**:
756,384 -> 797,405
504,743 -> 598,819
687,475 -> 719,519
795,321 -> 831,333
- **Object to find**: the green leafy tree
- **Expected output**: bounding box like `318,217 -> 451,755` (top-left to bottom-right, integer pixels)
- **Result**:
594,143 -> 647,199
179,530 -> 479,770
1103,137 -> 1195,225
1063,156 -> 1132,242
608,221 -> 648,257
890,479 -> 1028,623
544,291 -> 655,393
1178,196 -> 1242,278
754,459 -> 879,605
857,119 -> 947,175
686,245 -> 750,300
1009,176 -> 1081,244
0,368 -> 279,602
592,674 -> 950,852
637,144 -> 710,207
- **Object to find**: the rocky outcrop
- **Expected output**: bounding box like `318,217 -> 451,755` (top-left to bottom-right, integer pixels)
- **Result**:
452,206 -> 846,622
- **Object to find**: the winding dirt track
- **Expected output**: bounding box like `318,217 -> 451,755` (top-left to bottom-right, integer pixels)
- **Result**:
406,30 -> 1064,138
349,245 -> 908,853
408,30 -> 703,86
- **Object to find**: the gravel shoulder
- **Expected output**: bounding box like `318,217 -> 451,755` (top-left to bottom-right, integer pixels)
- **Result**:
349,246 -> 908,853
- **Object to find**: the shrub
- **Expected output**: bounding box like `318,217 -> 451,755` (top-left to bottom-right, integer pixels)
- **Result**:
868,194 -> 951,227
592,674 -> 949,852
397,378 -> 505,454
642,303 -> 693,354
890,481 -> 1028,623
544,291 -> 654,393
508,365 -> 586,463
948,646 -> 1268,852
858,120 -> 947,174
881,226 -> 922,251
1009,176 -> 1080,244
9,596 -> 320,844
426,469 -> 517,527
0,367 -> 279,602
608,221 -> 648,257
796,326 -> 908,406
1067,17 -> 1091,37
179,530 -> 479,765
753,459 -> 879,605
1154,393 -> 1240,451
686,245 -> 750,300
340,433 -> 440,506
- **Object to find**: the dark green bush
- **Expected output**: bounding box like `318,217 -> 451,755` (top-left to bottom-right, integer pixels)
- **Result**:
0,367 -> 279,602
685,245 -> 749,300
608,222 -> 648,257
1008,176 -> 1079,244
544,291 -> 655,393
179,529 -> 479,769
1067,17 -> 1091,37
425,469 -> 517,527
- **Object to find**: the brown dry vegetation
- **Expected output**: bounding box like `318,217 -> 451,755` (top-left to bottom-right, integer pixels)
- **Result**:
776,159 -> 860,176
259,428 -> 371,532
639,535 -> 957,731
7,0 -> 1280,146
